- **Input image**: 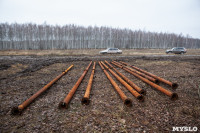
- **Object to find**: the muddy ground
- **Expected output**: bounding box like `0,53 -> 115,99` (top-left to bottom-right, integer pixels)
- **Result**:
0,55 -> 200,132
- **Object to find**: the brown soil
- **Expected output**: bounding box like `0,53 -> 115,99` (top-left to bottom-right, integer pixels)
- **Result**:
0,55 -> 200,132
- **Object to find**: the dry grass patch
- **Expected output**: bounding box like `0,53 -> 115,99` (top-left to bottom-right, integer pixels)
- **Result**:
0,49 -> 200,56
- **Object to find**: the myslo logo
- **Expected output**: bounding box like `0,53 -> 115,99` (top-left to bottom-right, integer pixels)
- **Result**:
172,126 -> 198,132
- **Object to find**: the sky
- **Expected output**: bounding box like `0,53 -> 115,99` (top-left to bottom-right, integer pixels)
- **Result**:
0,0 -> 200,39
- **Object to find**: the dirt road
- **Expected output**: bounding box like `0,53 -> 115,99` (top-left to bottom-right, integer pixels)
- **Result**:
0,55 -> 200,132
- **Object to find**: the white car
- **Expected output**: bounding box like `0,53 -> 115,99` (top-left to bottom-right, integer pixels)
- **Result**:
99,48 -> 122,54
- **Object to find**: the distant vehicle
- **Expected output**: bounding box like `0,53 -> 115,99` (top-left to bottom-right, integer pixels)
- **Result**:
166,47 -> 187,54
99,48 -> 122,54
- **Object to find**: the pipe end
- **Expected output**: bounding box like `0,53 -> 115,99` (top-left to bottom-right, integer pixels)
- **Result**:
58,102 -> 68,109
171,93 -> 178,100
124,98 -> 132,107
172,83 -> 178,89
140,89 -> 146,95
11,107 -> 21,115
137,95 -> 145,102
155,79 -> 160,84
81,97 -> 90,105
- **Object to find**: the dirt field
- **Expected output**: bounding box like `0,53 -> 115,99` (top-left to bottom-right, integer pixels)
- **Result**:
0,53 -> 200,132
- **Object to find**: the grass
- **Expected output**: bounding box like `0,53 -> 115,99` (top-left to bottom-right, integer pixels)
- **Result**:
0,49 -> 200,56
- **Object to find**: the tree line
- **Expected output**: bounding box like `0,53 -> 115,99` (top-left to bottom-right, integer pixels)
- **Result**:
0,23 -> 199,50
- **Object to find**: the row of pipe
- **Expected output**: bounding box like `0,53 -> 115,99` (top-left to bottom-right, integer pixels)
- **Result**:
101,61 -> 144,102
105,60 -> 146,95
11,59 -> 178,115
12,61 -> 96,115
59,61 -> 93,109
117,62 -> 159,83
119,61 -> 178,89
111,61 -> 178,100
99,61 -> 132,107
113,61 -> 152,82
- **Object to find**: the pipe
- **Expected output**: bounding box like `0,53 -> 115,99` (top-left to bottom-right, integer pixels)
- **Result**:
119,61 -> 129,66
112,61 -> 124,69
115,61 -> 159,83
81,62 -> 96,105
105,60 -> 146,95
99,62 -> 132,107
112,61 -> 124,67
101,61 -> 144,102
120,61 -> 178,89
11,65 -> 74,115
59,61 -> 92,109
111,62 -> 178,100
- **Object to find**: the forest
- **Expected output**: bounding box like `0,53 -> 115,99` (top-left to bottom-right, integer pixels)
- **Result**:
0,23 -> 199,50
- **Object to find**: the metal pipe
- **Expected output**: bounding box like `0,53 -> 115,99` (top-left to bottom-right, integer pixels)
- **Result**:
115,61 -> 159,83
112,61 -> 124,67
119,61 -> 129,66
11,65 -> 74,115
105,60 -> 146,95
99,61 -> 132,107
120,61 -> 178,89
101,61 -> 144,102
59,61 -> 92,109
81,62 -> 96,105
112,61 -> 124,69
111,62 -> 178,100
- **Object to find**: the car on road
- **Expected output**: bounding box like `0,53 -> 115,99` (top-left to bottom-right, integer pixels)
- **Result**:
99,48 -> 122,54
166,47 -> 187,54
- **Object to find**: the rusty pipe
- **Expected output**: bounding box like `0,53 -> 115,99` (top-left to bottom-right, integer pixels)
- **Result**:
112,61 -> 124,69
119,61 -> 129,66
131,64 -> 178,89
59,61 -> 92,109
115,61 -> 159,84
99,61 -> 132,107
111,62 -> 178,100
11,65 -> 74,115
101,61 -> 144,102
105,60 -> 146,95
112,61 -> 124,67
81,62 -> 96,105
120,61 -> 178,89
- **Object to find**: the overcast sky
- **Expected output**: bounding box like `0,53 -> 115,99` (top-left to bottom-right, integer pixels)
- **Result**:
0,0 -> 200,38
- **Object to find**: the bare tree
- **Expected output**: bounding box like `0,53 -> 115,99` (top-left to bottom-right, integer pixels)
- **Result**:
0,23 -> 199,50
